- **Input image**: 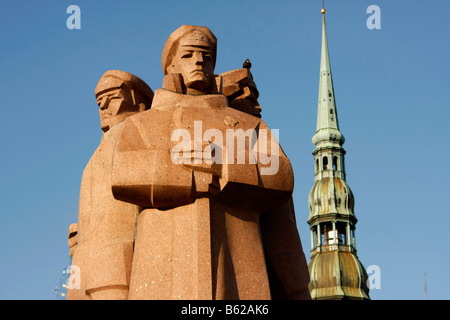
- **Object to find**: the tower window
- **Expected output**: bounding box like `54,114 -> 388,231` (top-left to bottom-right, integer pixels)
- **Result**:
350,228 -> 356,247
336,222 -> 347,245
333,156 -> 338,170
323,156 -> 328,170
330,109 -> 333,114
320,222 -> 333,245
312,226 -> 318,249
315,159 -> 319,173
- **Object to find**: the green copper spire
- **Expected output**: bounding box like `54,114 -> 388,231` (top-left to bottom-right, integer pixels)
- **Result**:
307,7 -> 370,300
312,10 -> 344,149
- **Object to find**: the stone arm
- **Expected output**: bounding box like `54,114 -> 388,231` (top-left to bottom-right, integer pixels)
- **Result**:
219,120 -> 294,211
67,161 -> 92,300
111,115 -> 208,209
68,151 -> 137,300
111,110 -> 293,211
85,241 -> 134,300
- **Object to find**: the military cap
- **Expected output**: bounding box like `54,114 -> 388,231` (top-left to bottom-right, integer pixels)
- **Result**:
95,70 -> 154,105
161,25 -> 217,75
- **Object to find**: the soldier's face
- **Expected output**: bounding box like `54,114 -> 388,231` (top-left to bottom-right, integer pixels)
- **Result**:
173,40 -> 214,92
97,87 -> 134,132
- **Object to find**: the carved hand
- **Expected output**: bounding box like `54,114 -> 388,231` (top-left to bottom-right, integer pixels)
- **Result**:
174,139 -> 222,194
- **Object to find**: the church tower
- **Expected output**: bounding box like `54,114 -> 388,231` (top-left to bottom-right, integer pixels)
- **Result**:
307,6 -> 370,300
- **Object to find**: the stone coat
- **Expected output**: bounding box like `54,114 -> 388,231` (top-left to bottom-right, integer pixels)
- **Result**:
67,122 -> 138,300
111,89 -> 309,299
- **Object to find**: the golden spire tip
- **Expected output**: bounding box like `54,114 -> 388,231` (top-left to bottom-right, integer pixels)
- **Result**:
321,8 -> 326,14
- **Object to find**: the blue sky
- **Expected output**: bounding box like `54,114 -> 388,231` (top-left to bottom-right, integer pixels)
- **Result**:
0,0 -> 448,300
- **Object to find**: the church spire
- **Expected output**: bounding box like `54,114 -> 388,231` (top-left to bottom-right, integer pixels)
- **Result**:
307,6 -> 370,300
312,5 -> 344,150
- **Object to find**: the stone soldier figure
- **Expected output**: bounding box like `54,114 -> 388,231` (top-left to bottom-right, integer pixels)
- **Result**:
66,70 -> 154,300
221,66 -> 311,299
111,25 -> 310,299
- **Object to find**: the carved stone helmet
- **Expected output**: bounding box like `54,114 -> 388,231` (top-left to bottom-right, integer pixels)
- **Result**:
161,25 -> 217,75
94,70 -> 154,109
